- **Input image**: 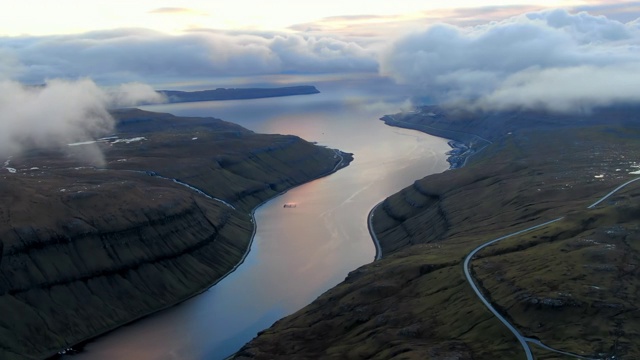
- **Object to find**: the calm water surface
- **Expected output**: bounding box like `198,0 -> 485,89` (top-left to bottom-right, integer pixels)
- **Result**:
71,81 -> 450,359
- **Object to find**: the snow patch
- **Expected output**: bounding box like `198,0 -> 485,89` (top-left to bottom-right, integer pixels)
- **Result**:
192,137 -> 198,140
6,167 -> 16,174
594,174 -> 605,179
112,137 -> 146,144
68,140 -> 97,146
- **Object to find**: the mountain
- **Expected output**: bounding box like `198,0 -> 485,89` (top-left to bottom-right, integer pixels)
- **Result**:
0,109 -> 351,360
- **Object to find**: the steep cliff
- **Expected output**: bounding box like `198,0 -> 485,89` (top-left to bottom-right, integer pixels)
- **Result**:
0,109 -> 350,360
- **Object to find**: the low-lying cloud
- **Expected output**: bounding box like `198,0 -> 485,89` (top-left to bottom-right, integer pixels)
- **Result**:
0,79 -> 163,164
107,82 -> 165,107
2,29 -> 378,85
380,9 -> 640,112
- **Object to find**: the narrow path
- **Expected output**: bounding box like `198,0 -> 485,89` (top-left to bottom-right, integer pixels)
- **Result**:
526,338 -> 600,360
464,177 -> 640,359
147,148 -> 345,211
147,172 -> 237,210
91,166 -> 239,210
588,177 -> 640,209
367,202 -> 383,261
464,218 -> 564,360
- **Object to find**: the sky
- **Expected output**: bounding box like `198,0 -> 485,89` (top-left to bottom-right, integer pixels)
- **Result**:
1,1 -> 640,160
2,1 -> 639,85
0,1 -> 592,36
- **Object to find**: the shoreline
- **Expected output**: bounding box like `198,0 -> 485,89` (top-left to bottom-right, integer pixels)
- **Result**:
381,114 -> 492,170
369,113 -> 493,260
48,149 -> 350,360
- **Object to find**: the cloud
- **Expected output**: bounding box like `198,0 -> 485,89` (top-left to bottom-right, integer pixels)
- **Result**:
0,79 -> 164,164
380,9 -> 640,112
148,7 -> 201,15
571,1 -> 640,23
0,48 -> 23,81
1,29 -> 378,85
321,14 -> 394,22
107,82 -> 166,107
474,64 -> 640,112
434,5 -> 545,26
287,5 -> 546,41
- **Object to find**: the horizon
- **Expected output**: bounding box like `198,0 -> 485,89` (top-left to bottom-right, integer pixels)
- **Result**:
1,0 -> 640,155
4,1 -> 632,37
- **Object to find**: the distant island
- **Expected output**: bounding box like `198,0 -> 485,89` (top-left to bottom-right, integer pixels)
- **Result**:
158,85 -> 320,103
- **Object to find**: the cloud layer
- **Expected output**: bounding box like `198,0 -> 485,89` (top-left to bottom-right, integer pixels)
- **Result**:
2,7 -> 640,115
1,29 -> 378,85
0,79 -> 163,163
380,9 -> 640,112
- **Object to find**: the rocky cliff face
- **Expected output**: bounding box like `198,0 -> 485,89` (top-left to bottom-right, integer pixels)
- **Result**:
0,109 -> 350,360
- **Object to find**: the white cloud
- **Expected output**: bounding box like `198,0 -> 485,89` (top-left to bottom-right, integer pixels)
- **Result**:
1,29 -> 378,85
475,64 -> 640,112
4,8 -> 639,115
380,9 -> 640,112
0,79 -> 164,164
107,82 -> 166,107
0,27 -> 377,164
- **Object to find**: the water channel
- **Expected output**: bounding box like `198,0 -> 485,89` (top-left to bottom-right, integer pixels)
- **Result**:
70,78 -> 450,360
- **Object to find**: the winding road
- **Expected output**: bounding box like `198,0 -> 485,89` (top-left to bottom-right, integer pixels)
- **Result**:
463,176 -> 640,360
367,202 -> 383,261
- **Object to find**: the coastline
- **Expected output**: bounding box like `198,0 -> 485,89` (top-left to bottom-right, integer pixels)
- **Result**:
381,114 -> 492,170
234,113 -> 640,358
368,113 -> 492,261
48,150 -> 351,360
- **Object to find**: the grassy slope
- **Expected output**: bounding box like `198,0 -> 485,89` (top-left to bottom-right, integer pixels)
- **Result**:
0,109 -> 350,360
236,109 -> 640,359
